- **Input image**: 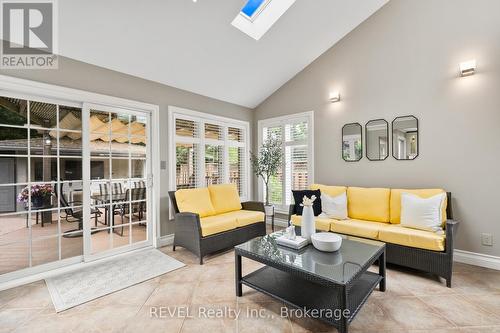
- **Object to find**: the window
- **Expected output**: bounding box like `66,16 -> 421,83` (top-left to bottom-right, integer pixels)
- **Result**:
169,107 -> 250,201
258,111 -> 313,211
231,0 -> 297,40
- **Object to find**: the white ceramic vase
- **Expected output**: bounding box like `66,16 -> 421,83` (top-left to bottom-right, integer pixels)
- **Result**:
301,205 -> 315,242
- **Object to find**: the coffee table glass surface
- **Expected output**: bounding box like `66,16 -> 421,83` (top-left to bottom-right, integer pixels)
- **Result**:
235,231 -> 384,285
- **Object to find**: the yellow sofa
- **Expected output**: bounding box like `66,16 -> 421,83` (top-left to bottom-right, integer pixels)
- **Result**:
169,184 -> 266,264
289,184 -> 459,287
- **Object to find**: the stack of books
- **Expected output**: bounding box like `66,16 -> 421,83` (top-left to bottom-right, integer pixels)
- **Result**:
276,235 -> 309,250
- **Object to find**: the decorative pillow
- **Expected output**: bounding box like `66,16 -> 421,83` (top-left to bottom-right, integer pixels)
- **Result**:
400,192 -> 446,232
319,192 -> 348,220
292,190 -> 321,216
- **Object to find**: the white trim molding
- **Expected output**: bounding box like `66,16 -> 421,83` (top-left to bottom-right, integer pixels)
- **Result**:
454,249 -> 500,271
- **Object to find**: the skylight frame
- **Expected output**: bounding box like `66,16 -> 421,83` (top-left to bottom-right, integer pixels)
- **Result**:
240,0 -> 273,22
231,0 -> 296,41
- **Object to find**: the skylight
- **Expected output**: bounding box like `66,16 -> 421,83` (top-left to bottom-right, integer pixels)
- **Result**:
241,0 -> 268,20
232,0 -> 296,41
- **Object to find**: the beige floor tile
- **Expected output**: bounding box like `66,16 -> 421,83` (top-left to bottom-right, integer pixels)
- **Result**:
459,326 -> 500,333
379,296 -> 454,330
419,294 -> 500,327
3,281 -> 52,309
453,272 -> 500,295
159,265 -> 204,284
191,278 -> 235,304
123,305 -> 185,333
237,301 -> 292,333
0,308 -> 43,333
458,293 -> 500,314
180,302 -> 237,333
201,262 -> 235,281
146,281 -> 198,306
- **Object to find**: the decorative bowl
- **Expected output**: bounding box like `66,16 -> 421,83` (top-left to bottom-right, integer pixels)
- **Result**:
311,232 -> 342,252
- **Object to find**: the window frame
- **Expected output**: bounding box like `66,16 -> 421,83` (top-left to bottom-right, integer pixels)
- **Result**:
168,106 -> 251,203
257,111 -> 314,213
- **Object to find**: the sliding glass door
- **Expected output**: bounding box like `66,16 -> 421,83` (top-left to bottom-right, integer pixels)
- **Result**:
0,90 -> 155,282
0,95 -> 84,277
83,104 -> 152,261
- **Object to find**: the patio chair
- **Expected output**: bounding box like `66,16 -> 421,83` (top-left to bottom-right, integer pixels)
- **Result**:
57,183 -> 101,238
113,187 -> 146,236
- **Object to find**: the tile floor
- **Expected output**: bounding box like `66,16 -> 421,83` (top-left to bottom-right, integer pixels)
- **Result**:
0,239 -> 499,333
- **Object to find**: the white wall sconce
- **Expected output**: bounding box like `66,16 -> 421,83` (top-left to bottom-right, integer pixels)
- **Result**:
329,91 -> 340,103
459,59 -> 476,77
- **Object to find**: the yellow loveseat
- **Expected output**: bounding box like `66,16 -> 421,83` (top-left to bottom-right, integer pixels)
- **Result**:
288,184 -> 459,287
169,184 -> 266,264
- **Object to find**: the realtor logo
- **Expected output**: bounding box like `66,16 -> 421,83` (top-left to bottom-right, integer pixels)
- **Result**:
1,0 -> 58,69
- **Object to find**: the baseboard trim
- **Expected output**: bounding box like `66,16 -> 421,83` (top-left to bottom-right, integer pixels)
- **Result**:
454,249 -> 500,271
157,234 -> 174,247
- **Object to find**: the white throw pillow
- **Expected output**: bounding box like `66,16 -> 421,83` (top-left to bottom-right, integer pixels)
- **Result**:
400,192 -> 446,232
319,192 -> 348,220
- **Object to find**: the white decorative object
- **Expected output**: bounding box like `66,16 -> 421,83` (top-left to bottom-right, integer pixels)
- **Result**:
264,204 -> 275,216
319,192 -> 348,220
45,249 -> 184,312
277,235 -> 308,250
300,195 -> 317,241
400,192 -> 446,232
311,232 -> 343,252
284,225 -> 296,240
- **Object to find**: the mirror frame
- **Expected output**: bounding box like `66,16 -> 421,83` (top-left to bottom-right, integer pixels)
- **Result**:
391,115 -> 419,161
365,119 -> 389,161
342,122 -> 363,162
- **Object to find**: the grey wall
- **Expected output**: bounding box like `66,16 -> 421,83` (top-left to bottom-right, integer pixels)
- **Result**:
1,56 -> 253,236
254,0 -> 500,256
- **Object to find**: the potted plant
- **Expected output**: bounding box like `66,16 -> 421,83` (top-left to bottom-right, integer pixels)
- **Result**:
250,136 -> 283,216
17,184 -> 54,208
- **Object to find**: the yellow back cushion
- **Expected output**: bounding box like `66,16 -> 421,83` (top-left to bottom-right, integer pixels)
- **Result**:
175,187 -> 216,218
347,187 -> 391,223
310,184 -> 347,197
208,184 -> 242,214
390,189 -> 447,224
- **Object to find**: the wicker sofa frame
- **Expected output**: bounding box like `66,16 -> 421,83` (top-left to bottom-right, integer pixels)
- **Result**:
168,191 -> 267,264
288,192 -> 459,287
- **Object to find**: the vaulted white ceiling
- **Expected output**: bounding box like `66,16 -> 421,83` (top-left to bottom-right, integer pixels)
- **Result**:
59,0 -> 388,108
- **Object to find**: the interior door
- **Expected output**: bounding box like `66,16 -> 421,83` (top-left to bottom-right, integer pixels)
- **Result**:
82,103 -> 152,261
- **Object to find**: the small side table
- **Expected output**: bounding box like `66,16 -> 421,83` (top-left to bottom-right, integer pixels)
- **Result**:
264,205 -> 275,232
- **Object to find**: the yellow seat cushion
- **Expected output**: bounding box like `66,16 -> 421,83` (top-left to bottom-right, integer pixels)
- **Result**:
310,184 -> 347,197
290,214 -> 332,232
175,188 -> 215,218
347,187 -> 391,223
330,219 -> 389,239
199,214 -> 237,237
208,184 -> 242,214
378,225 -> 445,251
224,210 -> 265,228
390,189 -> 447,224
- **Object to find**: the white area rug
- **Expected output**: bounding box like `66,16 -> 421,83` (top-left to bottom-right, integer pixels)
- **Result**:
45,249 -> 184,312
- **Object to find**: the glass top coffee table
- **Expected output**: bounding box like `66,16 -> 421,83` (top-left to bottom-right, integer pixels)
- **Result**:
235,231 -> 386,333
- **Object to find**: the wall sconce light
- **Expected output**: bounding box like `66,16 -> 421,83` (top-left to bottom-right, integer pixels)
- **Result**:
329,91 -> 340,103
459,59 -> 476,77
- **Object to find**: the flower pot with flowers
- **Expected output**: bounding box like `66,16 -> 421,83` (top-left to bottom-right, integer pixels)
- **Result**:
17,184 -> 54,208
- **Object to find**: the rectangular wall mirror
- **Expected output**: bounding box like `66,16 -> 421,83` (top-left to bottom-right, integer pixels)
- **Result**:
392,115 -> 418,160
342,123 -> 362,162
366,119 -> 388,161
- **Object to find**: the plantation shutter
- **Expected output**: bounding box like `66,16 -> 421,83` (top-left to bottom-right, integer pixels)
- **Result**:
171,109 -> 249,201
285,120 -> 309,205
228,127 -> 245,196
175,117 -> 200,189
